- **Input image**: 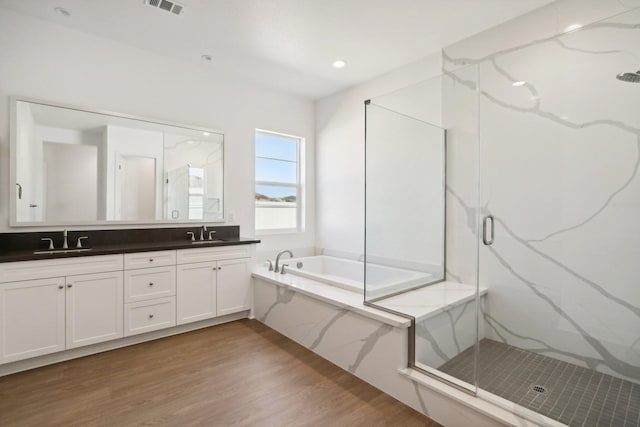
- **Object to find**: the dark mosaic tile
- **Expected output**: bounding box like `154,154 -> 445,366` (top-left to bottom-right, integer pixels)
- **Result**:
438,339 -> 640,427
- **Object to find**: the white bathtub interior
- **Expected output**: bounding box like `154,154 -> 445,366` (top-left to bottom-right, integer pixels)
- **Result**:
285,255 -> 434,299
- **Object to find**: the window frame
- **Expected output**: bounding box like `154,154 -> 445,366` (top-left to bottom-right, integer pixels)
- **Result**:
254,129 -> 304,235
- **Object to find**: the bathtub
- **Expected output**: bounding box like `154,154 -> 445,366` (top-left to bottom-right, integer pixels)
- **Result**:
284,255 -> 433,298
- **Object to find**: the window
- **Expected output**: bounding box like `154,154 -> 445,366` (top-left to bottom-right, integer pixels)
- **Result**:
255,130 -> 303,233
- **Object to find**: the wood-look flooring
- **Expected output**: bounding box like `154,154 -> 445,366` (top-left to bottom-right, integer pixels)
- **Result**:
0,319 -> 441,427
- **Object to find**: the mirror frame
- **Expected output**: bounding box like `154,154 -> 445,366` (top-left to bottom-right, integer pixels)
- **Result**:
9,96 -> 225,227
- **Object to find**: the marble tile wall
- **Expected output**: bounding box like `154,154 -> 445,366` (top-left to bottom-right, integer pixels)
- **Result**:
443,0 -> 640,384
415,298 -> 479,370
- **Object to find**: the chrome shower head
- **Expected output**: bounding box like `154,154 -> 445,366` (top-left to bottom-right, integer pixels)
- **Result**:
616,70 -> 640,83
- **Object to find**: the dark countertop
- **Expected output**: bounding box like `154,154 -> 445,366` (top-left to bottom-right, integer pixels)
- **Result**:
0,237 -> 260,263
0,231 -> 260,263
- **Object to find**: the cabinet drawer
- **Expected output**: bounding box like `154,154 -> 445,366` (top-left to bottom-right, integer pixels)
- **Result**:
177,245 -> 250,264
124,297 -> 176,337
0,255 -> 124,283
124,250 -> 176,269
124,266 -> 176,303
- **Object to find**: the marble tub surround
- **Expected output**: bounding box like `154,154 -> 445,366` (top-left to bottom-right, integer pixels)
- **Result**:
253,272 -> 539,427
442,0 -> 640,388
0,226 -> 259,262
252,267 -> 410,327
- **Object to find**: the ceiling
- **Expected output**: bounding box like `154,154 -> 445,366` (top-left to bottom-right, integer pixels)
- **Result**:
0,0 -> 555,99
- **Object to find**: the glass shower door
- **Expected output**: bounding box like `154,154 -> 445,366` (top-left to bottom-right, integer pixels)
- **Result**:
473,9 -> 640,425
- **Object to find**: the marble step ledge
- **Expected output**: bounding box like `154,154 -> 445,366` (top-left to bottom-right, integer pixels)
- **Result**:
375,281 -> 488,323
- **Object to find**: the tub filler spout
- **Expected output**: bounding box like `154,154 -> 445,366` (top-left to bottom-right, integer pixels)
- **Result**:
274,250 -> 294,273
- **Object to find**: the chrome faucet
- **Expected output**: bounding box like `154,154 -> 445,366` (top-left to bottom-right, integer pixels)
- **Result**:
62,229 -> 69,249
200,225 -> 207,241
274,250 -> 293,273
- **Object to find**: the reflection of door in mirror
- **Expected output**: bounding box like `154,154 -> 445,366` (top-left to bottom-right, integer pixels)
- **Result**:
188,167 -> 204,220
43,142 -> 99,222
165,165 -> 205,220
163,133 -> 224,221
114,154 -> 156,221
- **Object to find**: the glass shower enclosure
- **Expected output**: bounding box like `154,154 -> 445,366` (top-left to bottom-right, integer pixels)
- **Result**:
365,5 -> 640,426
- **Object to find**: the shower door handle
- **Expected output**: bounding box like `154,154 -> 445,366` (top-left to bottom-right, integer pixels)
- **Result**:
482,215 -> 494,246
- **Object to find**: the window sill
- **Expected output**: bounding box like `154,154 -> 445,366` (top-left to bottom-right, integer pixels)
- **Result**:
256,228 -> 304,236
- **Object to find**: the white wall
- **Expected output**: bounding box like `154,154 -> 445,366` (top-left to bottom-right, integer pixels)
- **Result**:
0,8 -> 316,256
315,53 -> 442,259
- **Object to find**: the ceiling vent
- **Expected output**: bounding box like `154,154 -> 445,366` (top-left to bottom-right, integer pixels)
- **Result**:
146,0 -> 185,16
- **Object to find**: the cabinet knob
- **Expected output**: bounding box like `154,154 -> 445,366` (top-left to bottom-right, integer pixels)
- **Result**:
149,282 -> 154,287
67,284 -> 72,288
58,285 -> 64,290
149,258 -> 154,262
148,314 -> 154,319
218,266 -> 222,270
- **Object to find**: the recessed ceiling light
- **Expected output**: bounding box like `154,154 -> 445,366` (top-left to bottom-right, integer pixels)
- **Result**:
512,81 -> 526,87
564,24 -> 583,33
332,60 -> 346,69
54,6 -> 70,17
202,132 -> 210,136
201,54 -> 212,61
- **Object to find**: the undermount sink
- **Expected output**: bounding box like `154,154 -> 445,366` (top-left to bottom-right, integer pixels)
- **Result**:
33,248 -> 93,255
190,239 -> 227,244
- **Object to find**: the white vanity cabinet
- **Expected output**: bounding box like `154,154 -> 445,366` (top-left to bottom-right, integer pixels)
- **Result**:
65,271 -> 124,349
176,260 -> 217,325
123,251 -> 177,337
0,277 -> 66,363
176,245 -> 252,325
216,258 -> 251,316
0,255 -> 124,364
0,243 -> 255,368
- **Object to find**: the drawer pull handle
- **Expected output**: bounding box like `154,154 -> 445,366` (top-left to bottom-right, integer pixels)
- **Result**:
149,258 -> 154,262
149,282 -> 154,287
148,314 -> 154,319
67,284 -> 73,288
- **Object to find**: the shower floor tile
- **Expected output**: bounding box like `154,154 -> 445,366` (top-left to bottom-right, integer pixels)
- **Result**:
438,339 -> 640,427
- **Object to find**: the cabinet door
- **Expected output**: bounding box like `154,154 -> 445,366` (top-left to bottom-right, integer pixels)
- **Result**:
217,258 -> 251,316
176,261 -> 217,325
0,277 -> 66,364
66,271 -> 124,349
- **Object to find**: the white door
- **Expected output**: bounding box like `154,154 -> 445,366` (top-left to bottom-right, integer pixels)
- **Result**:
0,277 -> 66,364
217,259 -> 251,316
114,154 -> 157,221
43,142 -> 98,222
176,261 -> 217,325
66,271 -> 123,349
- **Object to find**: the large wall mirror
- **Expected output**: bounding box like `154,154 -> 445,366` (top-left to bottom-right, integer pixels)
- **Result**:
10,97 -> 224,226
